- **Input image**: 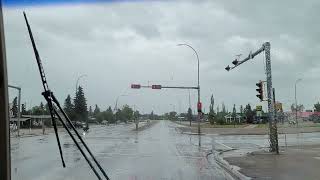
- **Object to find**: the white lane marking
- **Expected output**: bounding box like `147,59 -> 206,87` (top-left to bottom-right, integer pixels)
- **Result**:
214,141 -> 233,150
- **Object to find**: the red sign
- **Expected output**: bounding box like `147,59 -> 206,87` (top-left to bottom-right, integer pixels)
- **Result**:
131,84 -> 141,89
151,85 -> 162,89
197,102 -> 202,112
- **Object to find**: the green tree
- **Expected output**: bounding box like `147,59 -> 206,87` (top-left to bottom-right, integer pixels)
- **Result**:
314,102 -> 320,112
239,105 -> 244,122
187,107 -> 193,123
93,104 -> 100,118
44,103 -> 50,114
74,86 -> 88,122
40,102 -> 44,113
64,94 -> 75,120
115,109 -> 122,123
150,111 -> 154,120
11,97 -> 18,117
222,102 -> 226,114
232,104 -> 237,126
169,111 -> 177,120
31,105 -> 43,115
105,106 -> 114,123
133,110 -> 140,120
88,106 -> 93,117
208,94 -> 215,125
121,105 -> 133,123
244,104 -> 254,123
291,103 -> 304,112
21,103 -> 27,115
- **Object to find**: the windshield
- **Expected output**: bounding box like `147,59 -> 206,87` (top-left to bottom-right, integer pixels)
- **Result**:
4,0 -> 320,180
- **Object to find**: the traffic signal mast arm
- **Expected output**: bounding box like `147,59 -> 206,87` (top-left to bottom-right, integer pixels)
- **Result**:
226,45 -> 265,71
131,84 -> 198,90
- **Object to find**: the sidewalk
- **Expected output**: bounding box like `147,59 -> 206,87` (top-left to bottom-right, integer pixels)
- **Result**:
224,145 -> 320,180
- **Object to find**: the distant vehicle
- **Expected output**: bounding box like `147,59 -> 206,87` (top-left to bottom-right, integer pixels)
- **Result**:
289,120 -> 296,125
309,114 -> 320,123
67,121 -> 83,129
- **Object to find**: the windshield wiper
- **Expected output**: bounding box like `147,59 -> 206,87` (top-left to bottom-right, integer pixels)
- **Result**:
23,12 -> 110,180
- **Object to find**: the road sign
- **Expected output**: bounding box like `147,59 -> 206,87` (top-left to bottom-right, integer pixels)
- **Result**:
151,85 -> 161,89
275,102 -> 282,112
256,105 -> 262,111
131,84 -> 141,89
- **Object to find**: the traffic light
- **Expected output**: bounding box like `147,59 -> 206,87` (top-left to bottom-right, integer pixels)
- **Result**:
131,84 -> 141,89
197,102 -> 202,113
225,65 -> 230,71
151,85 -> 162,89
256,81 -> 263,101
232,59 -> 238,65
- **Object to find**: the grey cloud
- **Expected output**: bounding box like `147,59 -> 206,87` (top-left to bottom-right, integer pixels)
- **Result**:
5,0 -> 320,113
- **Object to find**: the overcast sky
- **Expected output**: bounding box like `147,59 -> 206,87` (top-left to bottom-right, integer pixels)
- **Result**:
4,0 -> 320,114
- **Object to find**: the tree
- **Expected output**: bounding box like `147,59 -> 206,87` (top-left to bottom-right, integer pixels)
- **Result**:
31,105 -> 43,115
232,104 -> 236,117
222,102 -> 226,114
169,111 -> 177,120
21,103 -> 27,115
150,111 -> 154,120
74,86 -> 88,122
44,103 -> 49,115
93,104 -> 100,118
208,94 -> 215,125
291,104 -> 304,112
314,102 -> 320,112
64,94 -> 75,120
240,105 -> 243,115
187,107 -> 193,123
232,104 -> 237,126
11,97 -> 18,117
40,102 -> 44,113
133,110 -> 140,120
89,106 -> 93,117
105,106 -> 114,123
244,104 -> 254,123
239,105 -> 244,122
121,105 -> 133,123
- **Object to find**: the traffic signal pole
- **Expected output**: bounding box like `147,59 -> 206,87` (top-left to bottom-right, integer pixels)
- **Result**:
225,42 -> 279,153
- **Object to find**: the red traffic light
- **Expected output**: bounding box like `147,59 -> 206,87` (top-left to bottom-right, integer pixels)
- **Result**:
151,85 -> 162,89
131,84 -> 141,89
197,102 -> 202,112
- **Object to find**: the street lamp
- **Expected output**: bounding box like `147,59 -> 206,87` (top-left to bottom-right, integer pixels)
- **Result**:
295,78 -> 302,127
76,74 -> 87,93
177,43 -> 201,135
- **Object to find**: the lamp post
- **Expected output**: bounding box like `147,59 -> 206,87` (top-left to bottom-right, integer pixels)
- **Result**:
295,78 -> 302,127
177,43 -> 201,135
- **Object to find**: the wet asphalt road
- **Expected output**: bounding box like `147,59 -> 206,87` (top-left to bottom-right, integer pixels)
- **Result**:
11,121 -> 233,180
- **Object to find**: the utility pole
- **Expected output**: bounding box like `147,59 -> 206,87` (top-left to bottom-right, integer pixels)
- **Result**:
273,88 -> 279,154
189,90 -> 191,126
225,42 -> 279,153
295,78 -> 302,127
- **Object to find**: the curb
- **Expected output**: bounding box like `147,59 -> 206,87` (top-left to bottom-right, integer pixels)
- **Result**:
207,149 -> 251,180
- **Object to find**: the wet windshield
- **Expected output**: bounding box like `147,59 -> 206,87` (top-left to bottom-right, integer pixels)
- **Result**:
4,0 -> 320,180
